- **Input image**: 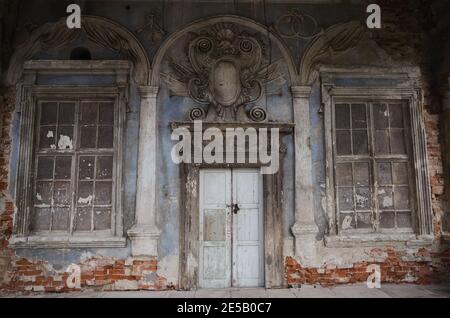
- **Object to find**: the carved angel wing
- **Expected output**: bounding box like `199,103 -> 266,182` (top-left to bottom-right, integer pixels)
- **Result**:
161,58 -> 197,97
160,72 -> 189,97
254,59 -> 286,87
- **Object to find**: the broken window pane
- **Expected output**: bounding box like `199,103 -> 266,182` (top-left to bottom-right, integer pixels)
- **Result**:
77,181 -> 94,205
373,104 -> 388,129
378,187 -> 394,209
94,208 -> 111,231
338,187 -> 354,211
394,186 -> 410,210
389,104 -> 404,128
354,162 -> 370,186
75,207 -> 92,231
390,129 -> 406,154
393,162 -> 408,185
336,130 -> 351,156
356,212 -> 372,229
57,126 -> 74,150
58,103 -> 75,125
31,208 -> 51,232
52,208 -> 70,231
397,212 -> 412,228
35,181 -> 52,205
39,126 -> 56,149
80,126 -> 97,149
339,213 -> 355,230
99,103 -> 114,124
40,102 -> 57,125
355,187 -> 371,210
336,163 -> 352,186
351,104 -> 367,129
379,211 -> 395,228
80,103 -> 98,124
53,181 -> 72,206
377,162 -> 392,185
95,181 -> 112,205
97,126 -> 114,148
375,130 -> 389,154
96,156 -> 113,179
352,130 -> 368,155
335,104 -> 350,129
54,156 -> 72,179
79,156 -> 95,180
37,157 -> 54,180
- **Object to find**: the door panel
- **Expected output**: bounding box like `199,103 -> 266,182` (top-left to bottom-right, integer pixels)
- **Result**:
199,169 -> 231,288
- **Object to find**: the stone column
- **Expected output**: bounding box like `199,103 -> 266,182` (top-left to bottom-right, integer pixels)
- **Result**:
128,86 -> 161,257
290,86 -> 319,265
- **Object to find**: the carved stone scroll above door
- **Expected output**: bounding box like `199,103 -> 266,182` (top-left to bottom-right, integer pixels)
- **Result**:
161,23 -> 286,122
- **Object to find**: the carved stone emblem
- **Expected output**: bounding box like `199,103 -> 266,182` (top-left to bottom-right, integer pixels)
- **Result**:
162,23 -> 285,121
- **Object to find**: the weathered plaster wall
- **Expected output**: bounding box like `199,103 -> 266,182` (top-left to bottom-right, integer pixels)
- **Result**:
0,0 -> 449,293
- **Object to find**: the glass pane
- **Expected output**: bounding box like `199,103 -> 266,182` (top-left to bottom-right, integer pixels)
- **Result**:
394,186 -> 410,210
80,103 -> 98,124
397,212 -> 412,228
94,208 -> 111,231
352,130 -> 368,155
79,156 -> 95,180
373,103 -> 388,129
56,126 -> 74,150
97,126 -> 114,148
390,129 -> 406,154
354,162 -> 370,186
378,187 -> 393,210
336,163 -> 352,186
393,162 -> 408,185
335,104 -> 350,129
54,156 -> 72,179
375,130 -> 389,154
35,181 -> 52,205
39,126 -> 56,149
58,103 -> 75,125
355,187 -> 371,210
99,103 -> 114,124
379,212 -> 395,228
377,162 -> 392,185
53,181 -> 72,206
80,126 -> 97,148
389,104 -> 404,128
31,208 -> 51,231
97,156 -> 113,179
339,213 -> 355,230
77,181 -> 94,205
40,102 -> 57,125
351,104 -> 367,128
336,130 -> 351,155
356,212 -> 372,229
52,207 -> 70,231
95,181 -> 112,205
338,187 -> 353,211
75,207 -> 92,231
37,157 -> 54,180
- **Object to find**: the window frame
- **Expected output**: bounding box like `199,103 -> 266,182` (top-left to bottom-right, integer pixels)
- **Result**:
11,60 -> 129,248
321,74 -> 434,246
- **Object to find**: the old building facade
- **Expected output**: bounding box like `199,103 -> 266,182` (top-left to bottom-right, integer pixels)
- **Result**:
0,0 -> 449,292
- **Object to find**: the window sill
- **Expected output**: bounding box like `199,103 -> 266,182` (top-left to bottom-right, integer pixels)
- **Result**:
9,235 -> 127,249
324,233 -> 434,248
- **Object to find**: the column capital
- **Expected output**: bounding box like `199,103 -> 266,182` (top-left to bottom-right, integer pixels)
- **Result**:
291,85 -> 312,98
139,85 -> 159,98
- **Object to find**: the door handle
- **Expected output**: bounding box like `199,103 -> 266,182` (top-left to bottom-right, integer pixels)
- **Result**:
233,203 -> 240,214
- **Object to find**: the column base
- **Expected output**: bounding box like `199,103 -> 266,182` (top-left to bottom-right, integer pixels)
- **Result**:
127,226 -> 161,257
291,223 -> 320,267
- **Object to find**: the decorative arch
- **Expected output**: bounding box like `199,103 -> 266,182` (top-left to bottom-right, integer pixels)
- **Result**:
6,15 -> 151,85
150,15 -> 298,86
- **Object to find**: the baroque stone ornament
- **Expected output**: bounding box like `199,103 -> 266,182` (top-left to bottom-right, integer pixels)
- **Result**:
274,9 -> 321,40
162,23 -> 284,121
135,12 -> 166,43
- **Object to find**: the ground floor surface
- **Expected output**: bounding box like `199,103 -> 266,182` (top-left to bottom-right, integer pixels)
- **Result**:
2,283 -> 449,298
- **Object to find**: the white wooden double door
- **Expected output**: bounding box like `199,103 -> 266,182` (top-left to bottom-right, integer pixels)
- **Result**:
199,169 -> 264,288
